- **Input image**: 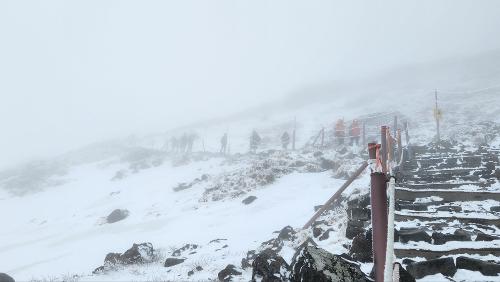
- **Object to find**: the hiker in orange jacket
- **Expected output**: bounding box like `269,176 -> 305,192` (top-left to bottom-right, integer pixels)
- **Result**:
334,119 -> 346,145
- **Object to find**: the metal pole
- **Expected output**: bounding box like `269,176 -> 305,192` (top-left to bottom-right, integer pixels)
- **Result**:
393,116 -> 398,138
321,127 -> 325,148
362,122 -> 366,152
371,172 -> 388,282
303,161 -> 368,229
435,90 -> 440,143
381,126 -> 388,173
292,117 -> 296,150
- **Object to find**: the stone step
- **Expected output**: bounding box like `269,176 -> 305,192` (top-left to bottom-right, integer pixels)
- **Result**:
398,182 -> 491,190
402,174 -> 481,183
395,247 -> 500,260
395,188 -> 500,202
395,213 -> 500,228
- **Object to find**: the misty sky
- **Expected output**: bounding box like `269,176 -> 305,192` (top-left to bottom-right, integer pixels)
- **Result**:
1,0 -> 500,168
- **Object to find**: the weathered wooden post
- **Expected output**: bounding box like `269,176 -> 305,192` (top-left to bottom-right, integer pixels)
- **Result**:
369,138 -> 389,282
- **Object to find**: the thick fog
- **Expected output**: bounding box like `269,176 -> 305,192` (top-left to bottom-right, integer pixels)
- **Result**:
1,0 -> 500,169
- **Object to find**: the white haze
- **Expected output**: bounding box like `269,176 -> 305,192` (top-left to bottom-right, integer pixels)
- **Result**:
1,0 -> 500,169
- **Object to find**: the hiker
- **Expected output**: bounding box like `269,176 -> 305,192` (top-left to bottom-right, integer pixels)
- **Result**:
334,119 -> 346,145
281,131 -> 290,149
250,130 -> 261,153
171,136 -> 179,152
350,119 -> 361,146
220,133 -> 228,155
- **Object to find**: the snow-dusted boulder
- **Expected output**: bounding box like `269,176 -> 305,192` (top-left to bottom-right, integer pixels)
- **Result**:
0,273 -> 14,282
106,209 -> 129,223
291,245 -> 369,282
217,264 -> 242,281
93,243 -> 156,274
164,257 -> 185,268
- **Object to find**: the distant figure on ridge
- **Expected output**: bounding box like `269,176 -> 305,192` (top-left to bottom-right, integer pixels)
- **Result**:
220,133 -> 228,155
250,130 -> 262,153
281,131 -> 290,150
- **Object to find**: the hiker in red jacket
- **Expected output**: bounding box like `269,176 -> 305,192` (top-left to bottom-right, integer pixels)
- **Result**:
350,119 -> 361,146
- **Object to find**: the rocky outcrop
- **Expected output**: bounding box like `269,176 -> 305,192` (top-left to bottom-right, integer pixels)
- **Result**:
164,258 -> 186,268
218,264 -> 242,281
291,245 -> 369,282
106,209 -> 129,223
406,257 -> 457,279
0,273 -> 15,282
93,243 -> 156,274
349,233 -> 372,263
252,249 -> 289,282
242,196 -> 257,205
432,229 -> 471,245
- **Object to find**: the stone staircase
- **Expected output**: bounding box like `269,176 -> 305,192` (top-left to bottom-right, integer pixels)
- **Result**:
393,144 -> 500,279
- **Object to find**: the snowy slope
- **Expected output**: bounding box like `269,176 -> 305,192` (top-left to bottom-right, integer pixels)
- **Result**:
1,51 -> 500,281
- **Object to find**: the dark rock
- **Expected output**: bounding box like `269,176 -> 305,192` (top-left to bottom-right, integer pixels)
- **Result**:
406,257 -> 456,279
104,253 -> 122,265
398,228 -> 432,244
348,207 -> 371,221
164,257 -> 186,267
201,174 -> 209,181
120,243 -> 155,264
106,209 -> 129,223
0,273 -> 15,282
436,205 -> 462,212
346,220 -> 365,239
402,258 -> 415,265
173,182 -> 192,192
320,158 -> 337,170
242,196 -> 257,205
172,244 -> 198,256
456,256 -> 500,276
241,250 -> 256,268
349,233 -> 372,263
291,245 -> 369,282
319,229 -> 333,241
476,232 -> 499,241
92,266 -> 105,274
103,243 -> 155,266
313,227 -> 322,238
252,249 -> 289,282
394,263 -> 416,282
277,226 -> 295,241
313,151 -> 323,157
432,230 -> 471,245
188,270 -> 194,276
490,206 -> 500,213
196,266 -> 203,271
218,264 -> 242,281
398,203 -> 428,211
314,205 -> 323,212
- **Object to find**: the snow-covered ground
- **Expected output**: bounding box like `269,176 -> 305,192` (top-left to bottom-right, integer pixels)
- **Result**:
2,52 -> 500,281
